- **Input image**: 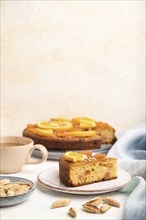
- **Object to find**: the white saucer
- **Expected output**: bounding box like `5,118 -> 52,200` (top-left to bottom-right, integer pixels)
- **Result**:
37,167 -> 131,195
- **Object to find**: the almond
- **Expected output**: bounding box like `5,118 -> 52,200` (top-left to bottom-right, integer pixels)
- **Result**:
100,204 -> 111,213
51,198 -> 71,209
102,197 -> 120,208
85,197 -> 102,206
0,179 -> 11,186
82,204 -> 101,214
68,207 -> 77,218
0,180 -> 31,197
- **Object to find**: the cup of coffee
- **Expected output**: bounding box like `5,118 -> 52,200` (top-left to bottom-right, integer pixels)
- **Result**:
0,136 -> 48,174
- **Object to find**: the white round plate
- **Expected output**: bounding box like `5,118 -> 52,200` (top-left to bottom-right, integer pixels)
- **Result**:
33,144 -> 112,160
37,167 -> 131,195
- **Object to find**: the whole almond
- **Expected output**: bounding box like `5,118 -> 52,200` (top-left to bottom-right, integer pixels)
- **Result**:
68,207 -> 77,218
0,189 -> 7,197
82,204 -> 101,214
51,198 -> 71,209
102,197 -> 120,208
7,190 -> 15,196
85,197 -> 102,206
100,204 -> 111,213
0,179 -> 11,186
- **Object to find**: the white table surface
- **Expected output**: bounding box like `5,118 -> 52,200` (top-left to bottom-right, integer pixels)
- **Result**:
1,160 -> 128,220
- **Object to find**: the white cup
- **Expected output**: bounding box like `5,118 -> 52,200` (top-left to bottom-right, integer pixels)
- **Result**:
0,136 -> 48,174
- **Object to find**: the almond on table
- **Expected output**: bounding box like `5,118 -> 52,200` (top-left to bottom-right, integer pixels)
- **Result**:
85,197 -> 102,206
102,197 -> 120,208
51,198 -> 71,209
100,204 -> 111,213
82,196 -> 120,214
68,207 -> 77,218
82,204 -> 101,214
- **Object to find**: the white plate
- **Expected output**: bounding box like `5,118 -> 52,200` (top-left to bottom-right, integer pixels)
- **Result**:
33,144 -> 112,160
37,167 -> 131,195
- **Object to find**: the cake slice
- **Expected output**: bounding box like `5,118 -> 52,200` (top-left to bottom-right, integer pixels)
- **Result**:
59,152 -> 117,187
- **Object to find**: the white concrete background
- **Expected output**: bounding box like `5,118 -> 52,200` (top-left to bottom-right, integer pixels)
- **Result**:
1,1 -> 145,136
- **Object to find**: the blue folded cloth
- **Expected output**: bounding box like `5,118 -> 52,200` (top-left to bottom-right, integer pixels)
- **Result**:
107,127 -> 146,220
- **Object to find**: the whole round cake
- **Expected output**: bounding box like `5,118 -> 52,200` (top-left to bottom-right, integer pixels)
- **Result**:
23,117 -> 117,151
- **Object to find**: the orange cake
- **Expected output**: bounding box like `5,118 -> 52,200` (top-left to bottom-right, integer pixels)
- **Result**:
23,117 -> 117,151
96,122 -> 116,144
59,152 -> 117,187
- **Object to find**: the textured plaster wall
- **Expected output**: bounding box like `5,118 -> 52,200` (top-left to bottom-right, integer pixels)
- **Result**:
1,1 -> 145,136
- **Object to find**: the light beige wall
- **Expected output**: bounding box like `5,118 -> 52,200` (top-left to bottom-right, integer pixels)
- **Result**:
1,1 -> 145,136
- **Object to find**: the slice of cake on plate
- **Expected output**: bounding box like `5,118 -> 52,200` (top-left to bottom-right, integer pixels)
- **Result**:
59,152 -> 117,187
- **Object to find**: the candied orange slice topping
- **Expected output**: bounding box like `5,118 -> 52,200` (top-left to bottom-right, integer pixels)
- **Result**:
64,130 -> 96,137
80,151 -> 92,157
28,127 -> 54,137
96,122 -> 109,129
27,117 -> 101,138
72,117 -> 96,122
51,117 -> 71,122
72,117 -> 96,129
27,124 -> 36,128
36,121 -> 73,131
80,121 -> 96,129
64,151 -> 87,162
94,154 -> 106,160
72,117 -> 96,124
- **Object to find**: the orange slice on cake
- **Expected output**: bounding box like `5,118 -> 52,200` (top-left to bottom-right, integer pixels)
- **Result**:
79,121 -> 96,129
27,127 -> 54,137
72,117 -> 96,129
72,117 -> 96,123
64,130 -> 96,137
36,121 -> 73,131
64,151 -> 87,162
51,118 -> 71,122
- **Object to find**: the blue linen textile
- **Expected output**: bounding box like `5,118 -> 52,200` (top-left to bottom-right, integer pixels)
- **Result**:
107,127 -> 146,220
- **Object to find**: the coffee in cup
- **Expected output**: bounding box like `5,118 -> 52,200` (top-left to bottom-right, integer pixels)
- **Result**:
0,136 -> 48,174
